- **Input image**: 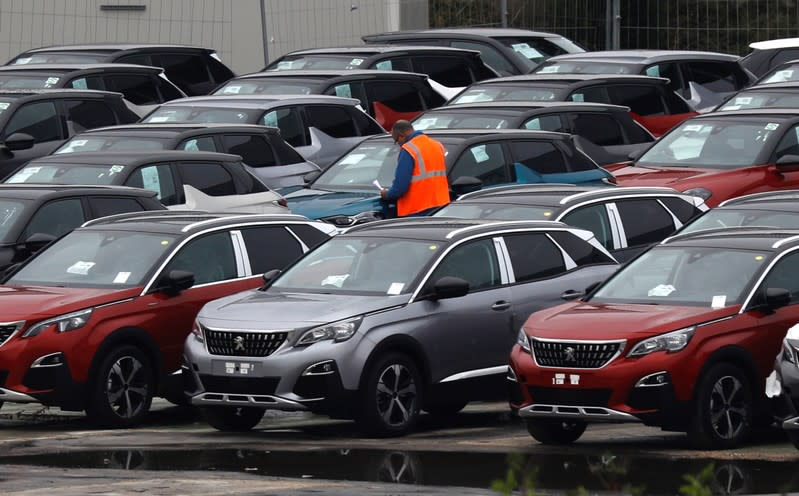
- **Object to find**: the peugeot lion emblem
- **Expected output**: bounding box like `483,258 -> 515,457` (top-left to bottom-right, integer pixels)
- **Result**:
233,336 -> 246,352
563,346 -> 576,362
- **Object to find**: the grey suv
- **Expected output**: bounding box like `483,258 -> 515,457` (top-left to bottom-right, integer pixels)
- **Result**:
184,218 -> 618,436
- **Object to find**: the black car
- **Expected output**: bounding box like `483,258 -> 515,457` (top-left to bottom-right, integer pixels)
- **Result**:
754,58 -> 799,85
7,44 -> 234,96
676,190 -> 799,235
4,150 -> 275,208
0,89 -> 140,180
362,28 -> 585,76
715,82 -> 799,111
211,69 -> 446,129
533,50 -> 754,110
433,184 -> 708,262
741,38 -> 799,78
54,123 -> 319,189
449,74 -> 697,137
0,184 -> 164,271
264,45 -> 498,90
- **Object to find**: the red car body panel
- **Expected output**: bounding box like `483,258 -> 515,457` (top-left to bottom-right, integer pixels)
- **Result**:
373,101 -> 421,130
631,111 -> 699,137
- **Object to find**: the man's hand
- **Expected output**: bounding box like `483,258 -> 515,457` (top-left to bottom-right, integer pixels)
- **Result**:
380,188 -> 388,200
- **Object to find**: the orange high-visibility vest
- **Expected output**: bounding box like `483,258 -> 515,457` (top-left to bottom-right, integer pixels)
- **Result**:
397,134 -> 450,216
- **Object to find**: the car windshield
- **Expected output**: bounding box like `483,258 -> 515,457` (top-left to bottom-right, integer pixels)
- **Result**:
680,208 -> 799,234
11,53 -> 105,64
434,202 -> 555,220
637,119 -> 781,168
495,37 -> 572,68
589,246 -> 767,307
0,73 -> 64,89
6,163 -> 126,185
414,113 -> 511,130
271,55 -> 370,71
272,236 -> 441,296
143,106 -> 261,124
0,199 -> 29,242
8,230 -> 178,288
451,84 -> 563,104
759,66 -> 799,84
717,91 -> 799,111
535,61 -> 636,75
55,136 -> 170,153
213,78 -> 319,96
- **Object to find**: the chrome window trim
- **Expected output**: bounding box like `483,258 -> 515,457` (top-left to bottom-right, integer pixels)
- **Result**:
492,237 -> 510,284
740,246 -> 799,312
657,198 -> 684,229
546,232 -> 576,270
229,230 -> 250,277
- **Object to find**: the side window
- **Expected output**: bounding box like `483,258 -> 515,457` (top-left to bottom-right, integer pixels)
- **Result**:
548,231 -> 614,266
22,198 -> 86,240
451,142 -> 509,186
179,136 -> 217,152
508,140 -> 567,176
349,107 -> 385,135
427,238 -> 500,291
685,62 -> 740,93
774,125 -> 799,160
176,162 -> 237,196
524,114 -> 565,132
304,105 -> 358,138
451,40 -> 516,76
63,99 -> 117,135
88,197 -> 145,218
270,136 -> 305,165
771,49 -> 799,69
105,75 -> 161,105
263,107 -> 308,147
560,204 -> 614,250
240,226 -> 304,275
287,224 -> 330,250
659,197 -> 703,224
645,63 -> 684,96
374,57 -> 412,71
760,252 -> 799,303
569,86 -> 610,104
607,85 -> 666,116
3,101 -> 60,142
125,164 -> 178,205
164,232 -> 237,285
568,113 -> 625,146
413,56 -> 473,87
504,233 -> 566,282
221,134 -> 276,167
615,199 -> 676,247
157,77 -> 185,100
328,82 -> 368,109
158,54 -> 212,93
365,81 -> 424,112
116,54 -> 152,66
69,76 -> 104,90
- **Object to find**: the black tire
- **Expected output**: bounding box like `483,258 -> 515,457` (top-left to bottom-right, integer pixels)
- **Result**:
86,345 -> 154,428
357,352 -> 422,437
201,406 -> 265,432
689,363 -> 753,449
525,418 -> 587,444
423,400 -> 468,417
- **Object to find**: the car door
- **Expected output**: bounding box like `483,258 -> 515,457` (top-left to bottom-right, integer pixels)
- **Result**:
262,106 -> 310,149
0,100 -> 64,179
610,198 -> 681,262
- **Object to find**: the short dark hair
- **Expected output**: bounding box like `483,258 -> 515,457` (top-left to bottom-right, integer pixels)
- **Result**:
392,120 -> 414,134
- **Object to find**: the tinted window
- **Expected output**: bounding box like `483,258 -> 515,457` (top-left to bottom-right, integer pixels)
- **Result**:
607,85 -> 665,116
180,136 -> 217,152
427,238 -> 500,291
69,76 -> 104,90
176,162 -> 236,196
22,198 -> 85,240
270,136 -> 305,165
685,61 -> 742,93
771,49 -> 799,70
125,164 -> 178,205
63,100 -> 117,134
89,197 -> 145,218
116,54 -> 152,66
660,197 -> 702,224
569,113 -> 625,146
207,56 -> 234,83
616,199 -> 676,246
569,86 -> 610,104
374,57 -> 412,71
508,140 -> 567,175
365,81 -> 424,112
165,231 -> 236,285
4,101 -> 60,141
662,89 -> 692,114
413,56 -> 473,87
157,77 -> 185,100
263,107 -> 307,147
645,62 -> 684,95
241,226 -> 304,275
504,233 -> 566,281
350,107 -> 385,135
761,252 -> 799,303
560,204 -> 613,249
328,82 -> 368,109
451,40 -> 516,76
159,53 -> 211,93
105,75 -> 160,105
221,134 -> 276,167
549,231 -> 614,266
451,143 -> 509,186
288,224 -> 330,250
523,114 -> 565,132
305,105 -> 357,138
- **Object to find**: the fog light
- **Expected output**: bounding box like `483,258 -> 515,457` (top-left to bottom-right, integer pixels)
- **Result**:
302,360 -> 336,376
634,371 -> 670,388
31,352 -> 64,368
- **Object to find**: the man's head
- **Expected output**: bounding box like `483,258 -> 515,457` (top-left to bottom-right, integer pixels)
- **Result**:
391,120 -> 415,145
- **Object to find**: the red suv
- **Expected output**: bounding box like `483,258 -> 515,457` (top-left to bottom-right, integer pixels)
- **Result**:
0,211 -> 334,427
509,227 -> 799,448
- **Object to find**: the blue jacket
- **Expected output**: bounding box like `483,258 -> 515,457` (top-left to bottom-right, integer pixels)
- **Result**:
384,130 -> 424,201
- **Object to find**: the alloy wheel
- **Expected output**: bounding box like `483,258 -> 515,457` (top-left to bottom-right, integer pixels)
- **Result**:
375,364 -> 417,427
105,355 -> 150,420
709,375 -> 748,440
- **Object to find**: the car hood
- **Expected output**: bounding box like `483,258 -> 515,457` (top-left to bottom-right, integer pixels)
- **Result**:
613,164 -> 721,185
283,187 -> 387,219
524,301 -> 739,342
198,289 -> 410,328
0,285 -> 141,321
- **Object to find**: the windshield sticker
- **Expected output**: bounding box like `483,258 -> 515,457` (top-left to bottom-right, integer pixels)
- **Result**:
70,139 -> 87,147
511,43 -> 542,59
340,153 -> 365,165
109,165 -> 124,174
113,271 -> 131,284
222,85 -> 241,94
375,60 -> 392,70
647,284 -> 676,297
67,261 -> 95,275
538,65 -> 559,73
264,111 -> 278,127
455,92 -> 488,104
771,69 -> 794,82
350,58 -> 364,66
645,66 -> 660,77
471,145 -> 490,163
571,93 -> 585,102
683,124 -> 703,132
44,77 -> 60,87
766,122 -> 780,131
0,102 -> 9,111
711,295 -> 727,309
140,166 -> 162,197
335,85 -> 352,98
414,117 -> 438,130
321,274 -> 349,288
722,105 -> 741,111
543,211 -> 552,217
276,61 -> 294,70
734,96 -> 752,105
387,282 -> 405,295
147,116 -> 172,123
15,57 -> 32,65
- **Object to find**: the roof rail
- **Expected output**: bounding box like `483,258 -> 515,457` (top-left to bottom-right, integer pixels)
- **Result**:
662,226 -> 799,245
719,190 -> 799,206
80,210 -> 212,227
456,183 -> 579,200
343,216 -> 477,234
445,219 -> 564,239
558,186 -> 680,205
180,213 -> 310,232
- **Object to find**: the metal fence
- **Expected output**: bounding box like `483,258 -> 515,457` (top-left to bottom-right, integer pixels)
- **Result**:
429,0 -> 799,55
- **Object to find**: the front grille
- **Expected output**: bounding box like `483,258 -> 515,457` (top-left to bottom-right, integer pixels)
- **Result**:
205,328 -> 287,357
199,375 -> 280,395
528,386 -> 612,407
531,339 -> 624,369
0,322 -> 23,347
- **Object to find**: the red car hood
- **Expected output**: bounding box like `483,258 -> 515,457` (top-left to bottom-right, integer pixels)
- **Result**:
612,164 -> 720,186
524,301 -> 739,342
0,285 -> 141,321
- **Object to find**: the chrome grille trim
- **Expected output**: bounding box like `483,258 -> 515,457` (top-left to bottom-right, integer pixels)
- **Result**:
530,337 -> 626,369
203,325 -> 288,357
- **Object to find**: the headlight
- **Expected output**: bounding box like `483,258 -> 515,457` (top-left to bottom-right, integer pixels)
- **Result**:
321,211 -> 383,227
628,326 -> 695,357
296,316 -> 362,346
191,319 -> 204,343
517,328 -> 531,353
682,187 -> 712,200
22,308 -> 93,338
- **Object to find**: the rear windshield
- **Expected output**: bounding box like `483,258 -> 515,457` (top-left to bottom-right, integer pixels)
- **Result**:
535,61 -> 636,75
6,163 -> 126,185
143,106 -> 261,124
451,84 -> 565,104
0,73 -> 65,89
55,136 -> 171,153
11,53 -> 106,64
270,55 -> 371,71
213,78 -> 322,96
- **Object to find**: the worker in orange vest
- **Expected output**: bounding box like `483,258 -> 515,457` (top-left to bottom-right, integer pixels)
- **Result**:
380,120 -> 450,217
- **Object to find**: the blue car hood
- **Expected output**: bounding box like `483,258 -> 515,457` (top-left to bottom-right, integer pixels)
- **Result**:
284,187 -> 388,220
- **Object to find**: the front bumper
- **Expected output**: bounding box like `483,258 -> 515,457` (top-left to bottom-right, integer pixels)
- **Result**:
0,351 -> 86,411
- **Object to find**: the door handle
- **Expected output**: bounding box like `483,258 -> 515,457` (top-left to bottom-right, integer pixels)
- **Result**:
561,289 -> 583,301
491,300 -> 511,311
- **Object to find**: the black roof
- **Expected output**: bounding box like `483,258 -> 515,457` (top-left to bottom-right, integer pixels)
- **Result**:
544,50 -> 739,64
81,123 -> 280,136
0,184 -> 157,200
661,227 -> 799,251
453,185 -> 688,209
233,69 -> 429,81
27,150 -> 242,166
475,74 -> 669,85
344,217 -> 576,241
0,88 -> 123,99
81,211 -> 313,236
0,63 -> 163,74
364,28 -> 568,40
431,101 -> 629,113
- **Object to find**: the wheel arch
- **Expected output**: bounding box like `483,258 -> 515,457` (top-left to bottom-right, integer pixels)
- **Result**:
358,334 -> 432,391
87,327 -> 164,392
693,345 -> 762,406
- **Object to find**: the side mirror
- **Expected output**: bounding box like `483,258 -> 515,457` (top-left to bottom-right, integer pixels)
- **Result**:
431,276 -> 469,300
5,133 -> 34,151
22,232 -> 57,251
262,268 -> 281,288
303,170 -> 321,184
451,176 -> 483,197
765,287 -> 791,310
776,154 -> 799,167
156,269 -> 195,295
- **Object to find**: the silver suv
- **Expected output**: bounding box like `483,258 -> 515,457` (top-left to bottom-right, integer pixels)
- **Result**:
183,218 -> 618,436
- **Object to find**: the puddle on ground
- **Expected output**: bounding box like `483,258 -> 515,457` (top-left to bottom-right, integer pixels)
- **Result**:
0,448 -> 796,495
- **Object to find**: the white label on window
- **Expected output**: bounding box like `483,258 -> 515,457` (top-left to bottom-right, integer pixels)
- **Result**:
711,295 -> 727,308
375,60 -> 392,70
647,284 -> 676,297
683,124 -> 703,132
15,57 -> 31,65
387,282 -> 404,295
113,272 -> 131,284
222,85 -> 241,94
26,167 -> 41,174
350,58 -> 364,66
335,85 -> 352,98
571,93 -> 585,102
538,65 -> 559,73
67,261 -> 95,275
148,116 -> 171,123
455,92 -> 488,104
45,77 -> 60,86
276,61 -> 294,70
7,166 -> 41,183
722,105 -> 741,111
141,166 -> 161,197
414,117 -> 438,130
735,96 -> 752,105
340,153 -> 365,165
110,165 -> 124,174
71,139 -> 87,147
771,69 -> 795,81
321,274 -> 349,287
511,43 -> 542,59
471,145 -> 490,163
766,122 -> 780,131
645,66 -> 660,77
0,102 -> 10,110
264,111 -> 278,128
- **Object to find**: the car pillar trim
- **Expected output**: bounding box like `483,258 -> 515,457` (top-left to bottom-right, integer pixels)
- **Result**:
518,404 -> 639,423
